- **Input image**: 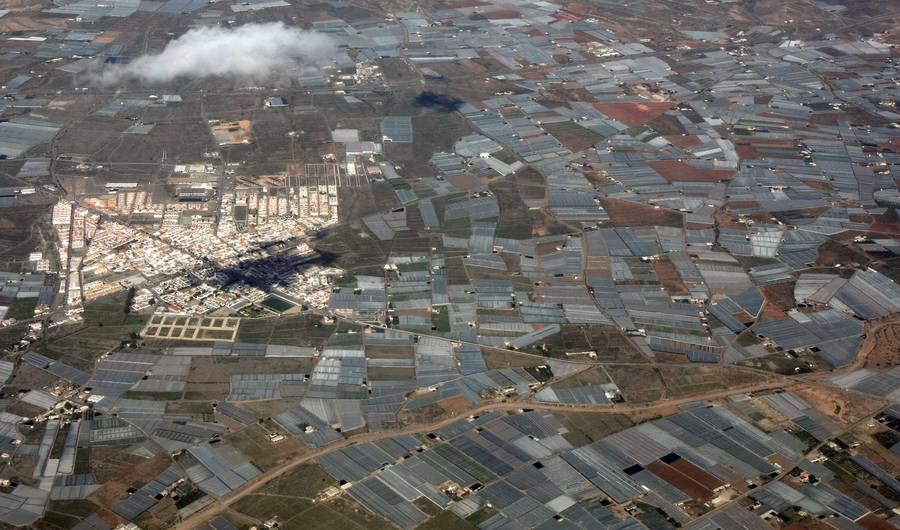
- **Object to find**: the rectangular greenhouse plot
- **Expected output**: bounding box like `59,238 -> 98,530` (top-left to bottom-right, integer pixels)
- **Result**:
142,313 -> 240,342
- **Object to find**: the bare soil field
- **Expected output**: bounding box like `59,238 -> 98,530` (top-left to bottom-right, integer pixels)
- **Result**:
187,357 -> 312,382
593,102 -> 674,127
482,348 -> 545,370
555,411 -> 633,446
760,282 -> 796,313
665,134 -> 702,149
862,319 -> 900,370
89,449 -> 172,511
792,384 -> 887,426
599,197 -> 683,228
608,365 -> 666,403
551,366 -> 610,390
659,365 -> 725,398
224,424 -> 310,471
816,239 -> 870,268
653,258 -> 689,296
647,160 -> 735,183
543,121 -> 603,152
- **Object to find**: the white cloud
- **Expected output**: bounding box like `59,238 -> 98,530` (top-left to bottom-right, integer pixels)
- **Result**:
96,22 -> 335,85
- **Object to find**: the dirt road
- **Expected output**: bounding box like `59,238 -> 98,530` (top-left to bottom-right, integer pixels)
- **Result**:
172,316 -> 900,529
171,374 -> 807,529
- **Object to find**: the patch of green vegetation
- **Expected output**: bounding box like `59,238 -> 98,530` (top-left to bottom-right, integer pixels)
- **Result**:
172,482 -> 206,509
634,501 -> 657,513
73,446 -> 91,474
183,391 -> 226,401
240,305 -> 276,318
0,323 -> 28,352
390,293 -> 411,303
778,506 -> 809,524
442,217 -> 472,238
432,307 -> 450,333
236,313 -> 336,347
21,422 -> 44,444
790,427 -> 819,449
81,295 -> 146,329
736,330 -> 760,347
335,273 -> 357,287
465,507 -> 498,526
492,149 -> 519,164
823,459 -> 856,482
398,262 -> 429,273
34,293 -> 146,371
41,510 -> 82,529
44,499 -> 100,529
167,401 -> 214,421
5,297 -> 37,321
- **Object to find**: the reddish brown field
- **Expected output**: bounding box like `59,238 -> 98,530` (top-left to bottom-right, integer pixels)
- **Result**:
761,283 -> 796,313
444,172 -> 483,190
645,461 -> 712,501
563,3 -> 592,15
858,514 -> 898,530
482,8 -> 521,18
521,70 -> 546,80
574,30 -> 601,43
747,138 -> 796,148
653,259 -> 689,296
863,320 -> 900,370
645,114 -> 686,136
438,394 -> 471,414
544,122 -> 602,152
90,449 -> 172,510
653,351 -> 689,363
665,135 -> 702,149
726,200 -> 762,210
758,302 -> 787,322
735,143 -> 763,159
599,197 -> 683,227
553,11 -> 583,21
816,240 -> 870,268
869,208 -> 900,235
735,138 -> 794,159
648,160 -> 735,183
668,457 -> 723,490
592,101 -> 675,127
810,109 -> 889,126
